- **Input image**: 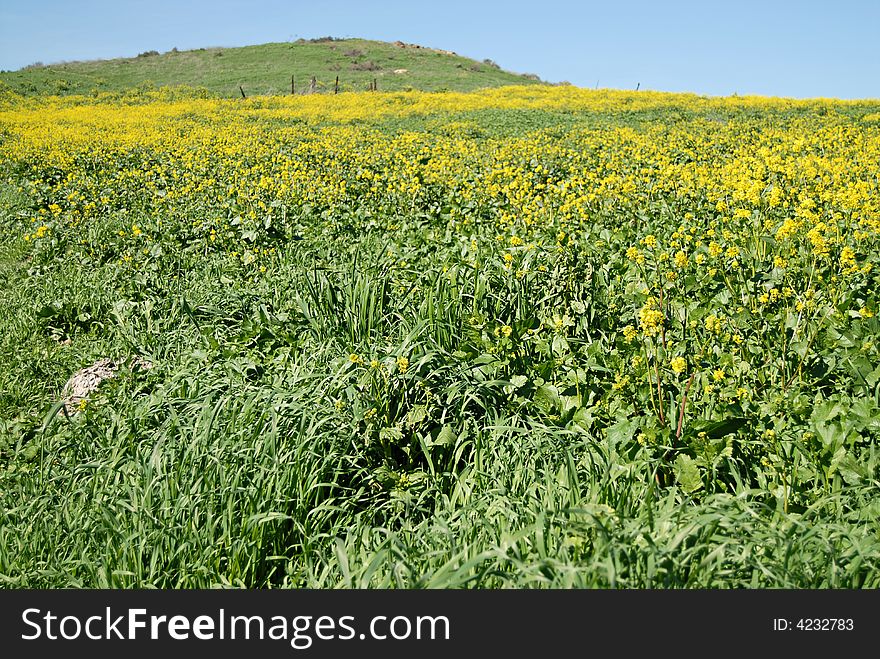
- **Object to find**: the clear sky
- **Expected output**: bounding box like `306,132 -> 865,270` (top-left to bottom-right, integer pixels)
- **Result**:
1,0 -> 878,99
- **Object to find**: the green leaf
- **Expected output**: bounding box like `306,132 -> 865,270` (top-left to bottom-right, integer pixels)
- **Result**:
865,364 -> 880,388
571,407 -> 594,433
534,384 -> 561,414
810,400 -> 843,425
372,465 -> 399,489
832,451 -> 866,485
379,426 -> 404,444
566,368 -> 588,384
551,335 -> 569,356
429,425 -> 457,448
674,455 -> 703,493
509,374 -> 528,389
37,301 -> 64,318
691,417 -> 750,438
405,404 -> 427,427
606,418 -> 636,446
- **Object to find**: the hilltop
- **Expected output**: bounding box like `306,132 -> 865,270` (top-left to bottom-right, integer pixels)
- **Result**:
0,37 -> 545,97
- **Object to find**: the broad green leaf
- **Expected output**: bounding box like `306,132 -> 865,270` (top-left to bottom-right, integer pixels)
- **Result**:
509,374 -> 528,389
429,425 -> 457,448
692,417 -> 750,438
534,384 -> 561,414
606,418 -> 636,446
379,426 -> 404,444
405,404 -> 427,427
674,455 -> 703,493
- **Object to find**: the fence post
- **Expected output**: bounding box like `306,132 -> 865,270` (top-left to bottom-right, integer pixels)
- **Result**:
239,85 -> 246,99
291,74 -> 295,95
334,76 -> 339,94
309,76 -> 317,93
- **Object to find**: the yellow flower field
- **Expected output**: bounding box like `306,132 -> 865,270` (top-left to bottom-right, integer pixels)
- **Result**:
1,85 -> 878,587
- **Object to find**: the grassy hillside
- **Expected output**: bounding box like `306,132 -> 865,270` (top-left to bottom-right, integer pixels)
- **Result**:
0,38 -> 545,97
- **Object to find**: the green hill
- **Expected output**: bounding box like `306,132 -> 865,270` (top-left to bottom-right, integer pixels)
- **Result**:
0,38 -> 545,97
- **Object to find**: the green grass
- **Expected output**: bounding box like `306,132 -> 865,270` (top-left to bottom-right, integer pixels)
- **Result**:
0,38 -> 545,97
1,213 -> 877,587
0,93 -> 878,588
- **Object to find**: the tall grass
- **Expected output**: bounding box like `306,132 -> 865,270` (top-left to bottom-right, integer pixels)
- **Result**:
1,224 -> 877,587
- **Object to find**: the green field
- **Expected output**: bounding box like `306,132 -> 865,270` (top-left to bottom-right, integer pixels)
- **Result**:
0,44 -> 879,588
0,38 -> 544,97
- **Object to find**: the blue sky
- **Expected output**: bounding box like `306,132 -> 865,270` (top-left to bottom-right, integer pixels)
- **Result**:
1,0 -> 877,98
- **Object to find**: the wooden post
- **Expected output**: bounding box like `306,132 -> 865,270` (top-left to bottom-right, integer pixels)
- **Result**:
373,77 -> 377,91
309,76 -> 317,94
291,74 -> 295,95
239,85 -> 246,99
334,75 -> 339,94
636,82 -> 640,91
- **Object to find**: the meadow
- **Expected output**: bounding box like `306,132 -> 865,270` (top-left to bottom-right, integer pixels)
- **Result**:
1,85 -> 879,587
0,38 -> 542,97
